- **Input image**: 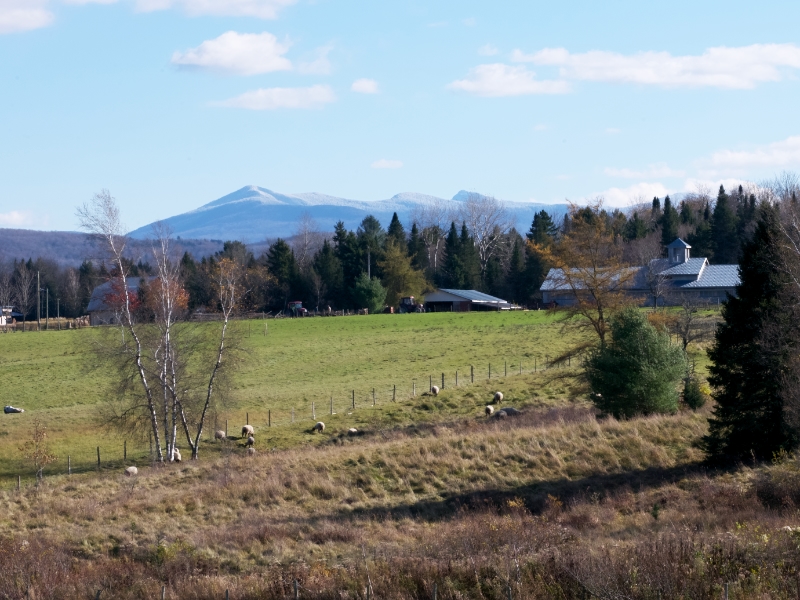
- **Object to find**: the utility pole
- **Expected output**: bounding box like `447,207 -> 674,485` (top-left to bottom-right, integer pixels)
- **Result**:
45,287 -> 49,330
36,271 -> 40,331
367,247 -> 371,279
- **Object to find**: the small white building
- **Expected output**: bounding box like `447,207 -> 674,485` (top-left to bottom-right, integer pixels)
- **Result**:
423,289 -> 519,312
1,306 -> 13,326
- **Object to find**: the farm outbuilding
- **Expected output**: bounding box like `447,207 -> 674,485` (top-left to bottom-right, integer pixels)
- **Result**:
87,277 -> 155,326
423,289 -> 518,312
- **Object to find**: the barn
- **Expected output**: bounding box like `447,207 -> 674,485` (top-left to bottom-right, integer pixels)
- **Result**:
87,277 -> 154,325
423,289 -> 518,312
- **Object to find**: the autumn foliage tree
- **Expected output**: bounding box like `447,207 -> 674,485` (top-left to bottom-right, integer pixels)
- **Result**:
533,200 -> 635,346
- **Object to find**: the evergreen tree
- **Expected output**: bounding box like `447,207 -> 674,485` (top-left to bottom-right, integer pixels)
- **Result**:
312,240 -> 343,307
679,201 -> 695,225
688,203 -> 713,258
266,239 -> 298,309
527,210 -> 558,245
357,215 -> 386,278
586,306 -> 687,418
378,242 -> 427,307
704,205 -> 800,462
506,236 -> 526,304
442,222 -> 465,288
352,273 -> 387,314
333,221 -> 364,306
711,185 -> 739,263
623,211 -> 648,241
387,212 -> 406,248
651,196 -> 662,224
459,223 -> 481,289
660,195 -> 680,248
408,223 -> 428,271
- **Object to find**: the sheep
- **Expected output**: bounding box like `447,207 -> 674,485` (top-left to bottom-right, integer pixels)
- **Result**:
3,406 -> 24,414
124,466 -> 138,477
214,430 -> 226,441
485,405 -> 494,416
312,421 -> 325,433
246,435 -> 255,447
348,427 -> 358,435
241,424 -> 254,438
493,391 -> 504,403
247,447 -> 256,457
430,385 -> 440,396
172,448 -> 182,462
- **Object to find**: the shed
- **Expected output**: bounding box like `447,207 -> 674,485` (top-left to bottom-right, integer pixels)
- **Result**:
423,289 -> 518,312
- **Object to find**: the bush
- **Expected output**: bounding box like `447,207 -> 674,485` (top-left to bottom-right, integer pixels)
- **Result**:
682,377 -> 706,410
586,307 -> 687,418
352,273 -> 387,314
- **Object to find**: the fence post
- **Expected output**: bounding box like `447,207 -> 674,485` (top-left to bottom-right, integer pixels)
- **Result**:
246,412 -> 249,425
442,373 -> 445,389
471,365 -> 474,383
393,385 -> 396,401
489,364 -> 491,379
291,407 -> 295,423
312,402 -> 315,419
161,586 -> 166,600
534,358 -> 537,372
225,420 -> 228,438
456,371 -> 458,386
505,360 -> 507,377
507,583 -> 512,600
372,389 -> 375,406
17,475 -> 20,491
268,410 -> 271,427
97,446 -> 100,467
413,381 -> 416,396
352,390 -> 355,409
429,375 -> 432,392
68,455 -> 71,475
123,440 -> 127,461
331,396 -> 334,415
433,582 -> 437,600
225,591 -> 229,600
294,579 -> 299,600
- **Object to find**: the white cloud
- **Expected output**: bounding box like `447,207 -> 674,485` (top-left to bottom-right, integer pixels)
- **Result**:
351,78 -> 379,94
0,210 -> 35,227
171,31 -> 291,75
605,127 -> 620,134
682,177 -> 751,196
706,135 -> 800,170
533,123 -> 548,131
371,159 -> 402,169
448,64 -> 570,97
604,163 -> 685,179
478,44 -> 498,57
135,0 -> 296,19
462,17 -> 476,27
511,44 -> 800,89
298,45 -> 332,75
63,0 -> 118,5
591,182 -> 672,207
214,84 -> 335,110
0,0 -> 53,34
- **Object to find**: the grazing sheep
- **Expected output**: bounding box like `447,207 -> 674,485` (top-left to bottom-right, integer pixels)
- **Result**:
3,406 -> 24,414
312,421 -> 325,433
485,405 -> 494,416
348,428 -> 358,435
241,424 -> 254,438
246,435 -> 255,447
172,448 -> 182,462
493,392 -> 504,403
431,385 -> 440,396
124,466 -> 138,477
214,430 -> 226,441
247,447 -> 256,457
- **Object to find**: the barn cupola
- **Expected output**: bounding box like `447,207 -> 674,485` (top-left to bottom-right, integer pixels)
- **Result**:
666,238 -> 691,264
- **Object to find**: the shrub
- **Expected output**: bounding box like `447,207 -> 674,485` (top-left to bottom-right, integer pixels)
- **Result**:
682,377 -> 706,410
586,307 -> 687,418
352,273 -> 387,314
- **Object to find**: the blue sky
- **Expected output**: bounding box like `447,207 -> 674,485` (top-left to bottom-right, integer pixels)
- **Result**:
1,0 -> 800,232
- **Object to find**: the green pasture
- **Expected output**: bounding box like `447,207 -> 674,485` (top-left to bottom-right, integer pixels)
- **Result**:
0,309 -> 711,486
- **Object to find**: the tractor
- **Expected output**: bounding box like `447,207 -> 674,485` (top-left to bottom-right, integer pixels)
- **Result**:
398,296 -> 424,313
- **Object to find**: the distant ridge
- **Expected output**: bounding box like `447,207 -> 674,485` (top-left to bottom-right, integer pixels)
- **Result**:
128,185 -> 569,242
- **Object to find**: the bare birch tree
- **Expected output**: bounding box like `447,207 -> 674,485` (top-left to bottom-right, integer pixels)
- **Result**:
13,263 -> 36,331
293,212 -> 323,272
458,193 -> 511,279
0,263 -> 13,309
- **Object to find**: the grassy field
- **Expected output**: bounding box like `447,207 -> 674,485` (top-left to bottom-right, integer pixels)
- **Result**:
0,311 -> 596,483
5,308 -> 798,599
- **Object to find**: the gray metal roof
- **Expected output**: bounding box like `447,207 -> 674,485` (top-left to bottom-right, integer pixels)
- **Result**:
660,258 -> 707,277
438,289 -> 507,303
666,238 -> 691,249
680,265 -> 740,289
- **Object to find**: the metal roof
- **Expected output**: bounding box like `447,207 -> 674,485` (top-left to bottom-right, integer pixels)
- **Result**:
680,265 -> 740,289
666,238 -> 691,249
437,289 -> 507,303
660,258 -> 707,277
87,277 -> 152,312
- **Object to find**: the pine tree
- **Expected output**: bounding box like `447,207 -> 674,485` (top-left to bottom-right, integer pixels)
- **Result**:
623,211 -> 648,241
407,223 -> 428,271
387,212 -> 406,248
679,201 -> 695,225
442,222 -> 464,288
703,205 -> 800,462
527,210 -> 557,245
507,236 -> 526,304
711,185 -> 739,263
459,223 -> 481,289
651,196 -> 662,224
660,195 -> 680,248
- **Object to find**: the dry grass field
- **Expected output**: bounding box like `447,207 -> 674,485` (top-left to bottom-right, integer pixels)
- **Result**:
4,309 -> 794,599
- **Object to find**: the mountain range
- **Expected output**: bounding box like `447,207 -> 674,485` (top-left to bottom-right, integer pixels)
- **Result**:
128,186 -> 569,243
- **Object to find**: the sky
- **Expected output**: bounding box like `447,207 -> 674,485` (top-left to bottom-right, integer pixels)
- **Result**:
1,0 -> 800,232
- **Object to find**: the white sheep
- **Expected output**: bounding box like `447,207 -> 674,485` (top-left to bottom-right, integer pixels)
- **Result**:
214,430 -> 226,441
246,435 -> 255,447
312,421 -> 325,433
172,448 -> 182,462
247,447 -> 256,457
493,391 -> 504,403
124,466 -> 138,477
431,385 -> 440,396
348,428 -> 358,435
485,405 -> 494,416
241,424 -> 254,438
